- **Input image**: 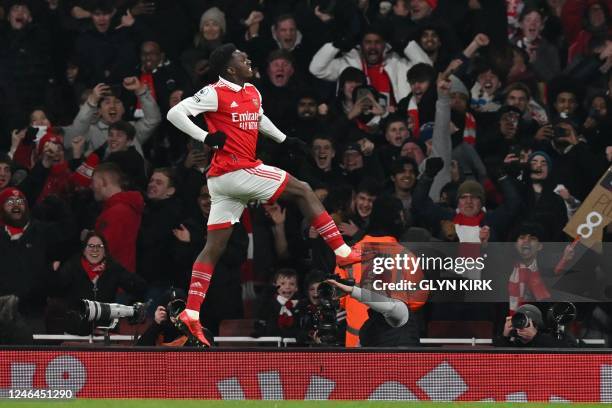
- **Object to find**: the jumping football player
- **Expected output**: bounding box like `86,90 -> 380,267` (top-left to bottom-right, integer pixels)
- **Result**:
167,44 -> 360,346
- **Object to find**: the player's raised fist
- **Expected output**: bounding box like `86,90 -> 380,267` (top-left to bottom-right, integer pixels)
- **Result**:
205,131 -> 227,149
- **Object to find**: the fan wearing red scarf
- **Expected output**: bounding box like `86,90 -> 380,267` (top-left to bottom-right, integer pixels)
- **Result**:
412,158 -> 522,244
51,232 -> 147,335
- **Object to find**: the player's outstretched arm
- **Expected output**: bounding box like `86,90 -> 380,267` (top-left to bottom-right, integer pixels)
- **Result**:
167,103 -> 208,142
258,114 -> 287,143
167,86 -> 219,142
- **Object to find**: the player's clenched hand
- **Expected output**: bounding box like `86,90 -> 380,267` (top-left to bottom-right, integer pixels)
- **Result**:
205,131 -> 226,149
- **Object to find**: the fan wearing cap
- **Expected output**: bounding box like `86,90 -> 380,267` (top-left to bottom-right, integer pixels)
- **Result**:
309,23 -> 431,104
507,222 -> 551,314
412,157 -> 521,243
494,303 -> 578,347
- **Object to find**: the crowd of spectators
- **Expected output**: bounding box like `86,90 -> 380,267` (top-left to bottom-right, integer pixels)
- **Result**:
1,0 -> 612,346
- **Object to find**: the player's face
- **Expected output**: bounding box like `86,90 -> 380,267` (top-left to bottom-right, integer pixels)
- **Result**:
229,50 -> 253,80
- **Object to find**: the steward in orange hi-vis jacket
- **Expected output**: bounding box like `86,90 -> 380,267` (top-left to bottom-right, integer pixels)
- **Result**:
335,196 -> 427,347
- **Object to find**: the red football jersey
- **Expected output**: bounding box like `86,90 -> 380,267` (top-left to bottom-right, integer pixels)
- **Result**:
181,77 -> 263,176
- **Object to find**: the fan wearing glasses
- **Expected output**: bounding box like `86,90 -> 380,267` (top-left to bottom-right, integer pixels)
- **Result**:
50,231 -> 147,335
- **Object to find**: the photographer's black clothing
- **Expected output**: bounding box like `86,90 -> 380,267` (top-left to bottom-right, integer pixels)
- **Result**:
137,320 -> 184,346
493,331 -> 579,348
359,309 -> 420,347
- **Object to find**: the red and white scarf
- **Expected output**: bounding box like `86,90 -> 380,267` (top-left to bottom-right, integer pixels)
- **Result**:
4,223 -> 28,241
453,211 -> 485,278
277,295 -> 298,329
508,260 -> 550,313
463,112 -> 477,145
407,96 -> 420,139
453,210 -> 485,243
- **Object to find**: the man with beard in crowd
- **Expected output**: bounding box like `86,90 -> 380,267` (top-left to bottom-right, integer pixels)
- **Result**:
0,188 -> 75,331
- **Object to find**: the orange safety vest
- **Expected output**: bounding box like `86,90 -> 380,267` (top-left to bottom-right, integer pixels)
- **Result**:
335,235 -> 427,347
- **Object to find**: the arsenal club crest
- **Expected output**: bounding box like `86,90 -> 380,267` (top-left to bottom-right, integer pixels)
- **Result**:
252,98 -> 259,107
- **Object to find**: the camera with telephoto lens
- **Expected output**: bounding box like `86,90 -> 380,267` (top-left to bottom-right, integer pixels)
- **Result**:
511,312 -> 530,330
80,299 -> 147,327
309,274 -> 355,345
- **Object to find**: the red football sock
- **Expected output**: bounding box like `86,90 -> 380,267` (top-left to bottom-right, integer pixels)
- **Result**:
186,262 -> 214,312
311,211 -> 346,251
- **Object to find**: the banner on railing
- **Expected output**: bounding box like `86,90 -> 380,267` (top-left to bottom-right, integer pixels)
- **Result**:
1,350 -> 611,402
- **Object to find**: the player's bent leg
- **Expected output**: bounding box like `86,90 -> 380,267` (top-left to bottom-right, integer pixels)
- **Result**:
279,175 -> 360,266
179,225 -> 234,347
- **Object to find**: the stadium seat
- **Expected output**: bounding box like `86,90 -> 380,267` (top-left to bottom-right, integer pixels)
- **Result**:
219,319 -> 257,336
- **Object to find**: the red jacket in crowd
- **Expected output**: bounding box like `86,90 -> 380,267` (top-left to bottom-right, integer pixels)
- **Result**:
95,191 -> 144,273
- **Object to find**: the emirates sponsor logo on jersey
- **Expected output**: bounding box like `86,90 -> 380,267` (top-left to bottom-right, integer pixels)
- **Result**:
231,112 -> 259,130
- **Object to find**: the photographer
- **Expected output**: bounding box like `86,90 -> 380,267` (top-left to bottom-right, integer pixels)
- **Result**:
136,289 -> 211,347
325,276 -> 417,347
295,272 -> 347,346
493,304 -> 578,348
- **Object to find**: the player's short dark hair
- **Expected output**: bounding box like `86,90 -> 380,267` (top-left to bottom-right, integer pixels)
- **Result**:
390,157 -> 419,177
407,63 -> 435,85
209,43 -> 238,77
109,120 -> 136,140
